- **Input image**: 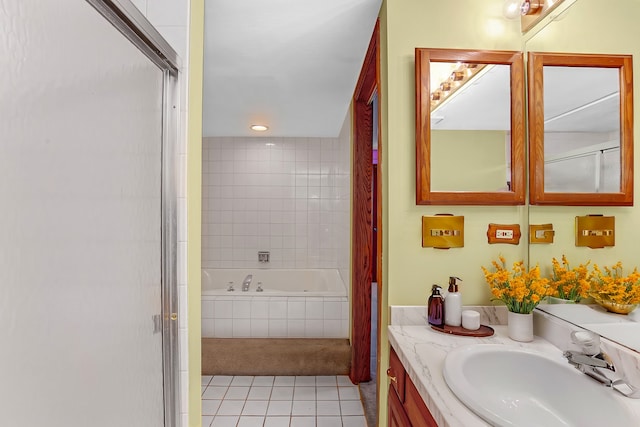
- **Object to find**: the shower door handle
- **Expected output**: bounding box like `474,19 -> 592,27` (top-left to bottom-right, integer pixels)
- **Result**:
153,313 -> 177,333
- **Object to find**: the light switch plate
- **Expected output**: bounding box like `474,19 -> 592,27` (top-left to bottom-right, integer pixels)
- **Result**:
530,223 -> 555,244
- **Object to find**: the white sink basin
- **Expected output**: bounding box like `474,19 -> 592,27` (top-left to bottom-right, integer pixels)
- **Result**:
443,344 -> 635,427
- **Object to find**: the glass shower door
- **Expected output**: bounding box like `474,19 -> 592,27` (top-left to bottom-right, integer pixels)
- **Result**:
0,0 -> 172,425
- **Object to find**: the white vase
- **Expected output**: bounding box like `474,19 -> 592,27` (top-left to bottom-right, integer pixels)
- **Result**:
507,311 -> 534,342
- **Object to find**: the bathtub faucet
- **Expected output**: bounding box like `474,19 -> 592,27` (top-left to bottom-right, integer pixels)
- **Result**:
242,274 -> 253,292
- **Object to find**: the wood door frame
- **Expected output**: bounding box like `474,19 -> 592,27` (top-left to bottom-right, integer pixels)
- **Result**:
350,19 -> 381,385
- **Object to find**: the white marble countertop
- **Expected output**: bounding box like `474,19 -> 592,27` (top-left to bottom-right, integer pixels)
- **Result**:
388,323 -> 640,427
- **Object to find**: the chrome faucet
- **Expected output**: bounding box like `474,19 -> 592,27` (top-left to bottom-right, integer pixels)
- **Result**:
242,274 -> 253,292
564,330 -> 615,386
564,330 -> 640,398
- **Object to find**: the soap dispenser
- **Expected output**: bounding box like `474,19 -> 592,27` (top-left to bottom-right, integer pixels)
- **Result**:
444,276 -> 462,327
428,285 -> 445,328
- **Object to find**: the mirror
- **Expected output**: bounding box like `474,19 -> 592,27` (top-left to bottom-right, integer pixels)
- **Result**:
526,0 -> 639,354
528,52 -> 634,205
536,303 -> 640,352
415,48 -> 526,205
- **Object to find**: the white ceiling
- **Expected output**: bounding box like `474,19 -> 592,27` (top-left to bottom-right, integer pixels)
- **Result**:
202,0 -> 382,138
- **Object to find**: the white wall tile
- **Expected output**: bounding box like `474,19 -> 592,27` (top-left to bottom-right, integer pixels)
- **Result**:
269,319 -> 287,337
251,319 -> 269,337
305,319 -> 324,338
341,301 -> 349,319
306,300 -> 324,320
201,300 -> 214,319
233,300 -> 251,318
202,319 -> 215,338
269,300 -> 287,319
202,130 -> 350,273
323,301 -> 342,320
146,0 -> 188,27
179,284 -> 188,326
214,319 -> 232,338
207,295 -> 348,338
233,319 -> 251,337
251,299 -> 269,319
323,320 -> 342,338
287,300 -> 306,319
288,321 -> 305,338
214,299 -> 233,319
341,319 -> 350,337
156,25 -> 188,61
180,370 -> 189,414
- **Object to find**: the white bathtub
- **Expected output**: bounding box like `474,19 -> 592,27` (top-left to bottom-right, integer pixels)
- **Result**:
201,268 -> 347,297
201,268 -> 349,339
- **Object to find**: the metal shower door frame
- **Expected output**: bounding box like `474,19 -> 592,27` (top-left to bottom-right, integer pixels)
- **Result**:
85,1 -> 182,425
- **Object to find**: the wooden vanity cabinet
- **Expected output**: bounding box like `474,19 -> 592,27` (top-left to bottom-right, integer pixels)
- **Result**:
387,347 -> 438,427
388,381 -> 412,427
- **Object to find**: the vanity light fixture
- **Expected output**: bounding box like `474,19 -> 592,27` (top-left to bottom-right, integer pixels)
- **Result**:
430,63 -> 487,112
521,0 -> 543,15
502,0 -> 544,19
250,124 -> 268,132
502,0 -> 522,19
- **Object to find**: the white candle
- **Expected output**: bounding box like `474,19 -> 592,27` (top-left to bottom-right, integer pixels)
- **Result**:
462,310 -> 480,330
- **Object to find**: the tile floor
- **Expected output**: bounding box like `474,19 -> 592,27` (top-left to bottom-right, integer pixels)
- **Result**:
201,375 -> 367,427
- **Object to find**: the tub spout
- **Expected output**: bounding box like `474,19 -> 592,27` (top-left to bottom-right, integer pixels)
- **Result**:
242,274 -> 253,292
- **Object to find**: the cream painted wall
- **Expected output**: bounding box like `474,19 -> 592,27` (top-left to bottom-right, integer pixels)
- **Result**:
379,0 -> 525,424
527,0 -> 640,279
379,0 -> 640,424
187,0 -> 204,425
431,130 -> 508,191
383,0 -> 524,309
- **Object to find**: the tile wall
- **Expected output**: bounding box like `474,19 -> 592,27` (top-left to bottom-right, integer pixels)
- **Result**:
202,116 -> 351,280
202,295 -> 349,338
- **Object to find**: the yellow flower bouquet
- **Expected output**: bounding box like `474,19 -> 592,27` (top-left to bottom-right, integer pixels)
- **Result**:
550,255 -> 591,303
591,262 -> 640,314
482,256 -> 553,314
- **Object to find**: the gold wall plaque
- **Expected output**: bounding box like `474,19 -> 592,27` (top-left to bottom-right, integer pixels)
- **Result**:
422,215 -> 464,249
575,215 -> 615,249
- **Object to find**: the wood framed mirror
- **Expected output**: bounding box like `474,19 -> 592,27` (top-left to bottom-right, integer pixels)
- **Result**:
415,48 -> 525,205
528,52 -> 634,206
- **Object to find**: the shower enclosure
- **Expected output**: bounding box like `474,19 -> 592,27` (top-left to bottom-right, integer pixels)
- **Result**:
0,1 -> 180,425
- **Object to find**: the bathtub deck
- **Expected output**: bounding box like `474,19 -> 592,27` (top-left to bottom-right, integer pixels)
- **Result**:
202,338 -> 351,376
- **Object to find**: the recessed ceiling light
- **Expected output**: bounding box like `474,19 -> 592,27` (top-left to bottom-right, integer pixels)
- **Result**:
250,124 -> 269,132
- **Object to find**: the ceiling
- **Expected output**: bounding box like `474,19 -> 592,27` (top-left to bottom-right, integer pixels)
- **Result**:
202,0 -> 382,138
